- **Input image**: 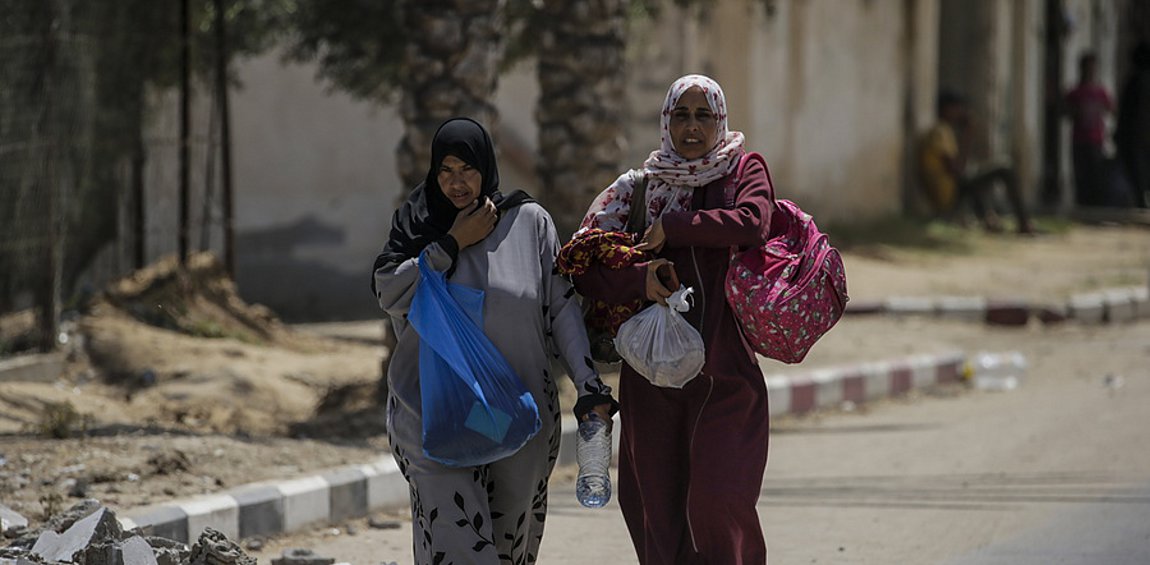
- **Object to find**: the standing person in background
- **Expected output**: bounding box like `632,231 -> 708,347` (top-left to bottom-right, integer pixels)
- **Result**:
564,74 -> 772,565
920,90 -> 1034,234
1116,42 -> 1150,208
372,118 -> 617,565
1064,51 -> 1115,207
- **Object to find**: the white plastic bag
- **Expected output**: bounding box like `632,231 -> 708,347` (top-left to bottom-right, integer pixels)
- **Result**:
614,286 -> 706,388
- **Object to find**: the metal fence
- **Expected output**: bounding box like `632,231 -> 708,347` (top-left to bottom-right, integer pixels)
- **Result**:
1,0 -> 239,353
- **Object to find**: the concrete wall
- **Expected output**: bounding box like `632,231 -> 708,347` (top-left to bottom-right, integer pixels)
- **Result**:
623,0 -> 925,224
129,0 -> 1126,321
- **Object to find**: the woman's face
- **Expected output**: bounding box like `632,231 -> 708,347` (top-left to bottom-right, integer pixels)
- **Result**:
669,86 -> 719,161
437,154 -> 482,209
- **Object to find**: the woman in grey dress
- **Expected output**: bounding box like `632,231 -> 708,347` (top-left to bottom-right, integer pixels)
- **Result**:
372,118 -> 617,565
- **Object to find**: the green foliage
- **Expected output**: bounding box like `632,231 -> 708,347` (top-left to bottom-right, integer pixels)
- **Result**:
283,0 -> 408,103
0,0 -> 293,309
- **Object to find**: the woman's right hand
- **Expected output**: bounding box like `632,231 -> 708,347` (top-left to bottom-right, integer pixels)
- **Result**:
645,259 -> 679,305
448,198 -> 498,249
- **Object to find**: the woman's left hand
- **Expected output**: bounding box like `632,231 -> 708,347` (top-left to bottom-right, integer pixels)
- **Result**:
583,403 -> 614,428
635,219 -> 666,253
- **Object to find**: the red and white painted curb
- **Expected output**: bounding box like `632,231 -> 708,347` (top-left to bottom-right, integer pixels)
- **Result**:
764,350 -> 966,417
845,285 -> 1150,326
119,351 -> 967,544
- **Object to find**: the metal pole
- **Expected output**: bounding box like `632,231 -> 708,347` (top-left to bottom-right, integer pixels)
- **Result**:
214,0 -> 235,278
179,0 -> 191,265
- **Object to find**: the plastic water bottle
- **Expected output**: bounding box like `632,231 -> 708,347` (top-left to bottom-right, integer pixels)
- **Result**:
575,413 -> 612,508
968,351 -> 1027,391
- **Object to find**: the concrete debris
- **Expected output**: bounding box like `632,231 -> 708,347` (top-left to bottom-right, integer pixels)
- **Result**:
188,528 -> 255,565
271,548 -> 336,565
31,506 -> 122,562
0,505 -> 27,534
2,502 -> 249,565
143,536 -> 190,565
366,517 -> 401,530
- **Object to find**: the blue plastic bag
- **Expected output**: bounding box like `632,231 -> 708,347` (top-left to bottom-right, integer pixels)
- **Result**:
407,250 -> 541,467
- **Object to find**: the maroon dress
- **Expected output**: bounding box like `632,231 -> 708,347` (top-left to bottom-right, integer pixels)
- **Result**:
573,158 -> 774,565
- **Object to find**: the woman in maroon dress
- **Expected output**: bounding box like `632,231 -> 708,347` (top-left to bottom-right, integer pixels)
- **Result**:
566,74 -> 774,565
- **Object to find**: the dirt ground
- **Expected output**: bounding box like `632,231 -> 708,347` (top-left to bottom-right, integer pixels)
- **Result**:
1,224 -> 1147,528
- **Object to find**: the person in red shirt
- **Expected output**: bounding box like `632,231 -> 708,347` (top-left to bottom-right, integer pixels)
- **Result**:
1064,52 -> 1115,206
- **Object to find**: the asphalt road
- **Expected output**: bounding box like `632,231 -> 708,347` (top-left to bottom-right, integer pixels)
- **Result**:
251,319 -> 1150,564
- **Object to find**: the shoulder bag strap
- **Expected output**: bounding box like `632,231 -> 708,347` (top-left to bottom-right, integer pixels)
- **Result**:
625,169 -> 649,235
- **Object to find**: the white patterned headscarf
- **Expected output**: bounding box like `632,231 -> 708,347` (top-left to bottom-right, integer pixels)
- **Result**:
577,74 -> 746,234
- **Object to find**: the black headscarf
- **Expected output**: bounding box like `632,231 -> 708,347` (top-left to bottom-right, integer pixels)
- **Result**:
372,118 -> 534,292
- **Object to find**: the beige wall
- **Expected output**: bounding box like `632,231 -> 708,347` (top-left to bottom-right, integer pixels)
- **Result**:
145,0 -> 1123,320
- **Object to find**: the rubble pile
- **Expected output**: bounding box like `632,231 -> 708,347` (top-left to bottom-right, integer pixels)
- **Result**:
0,500 -> 237,565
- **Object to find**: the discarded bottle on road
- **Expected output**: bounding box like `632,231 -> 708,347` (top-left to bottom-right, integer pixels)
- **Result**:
575,412 -> 612,508
968,351 -> 1027,391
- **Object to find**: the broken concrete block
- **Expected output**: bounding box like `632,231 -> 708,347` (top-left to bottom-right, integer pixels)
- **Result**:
120,535 -> 161,565
271,548 -> 336,565
44,498 -> 105,534
0,504 -> 28,533
31,506 -> 122,563
188,527 -> 255,565
145,535 -> 191,565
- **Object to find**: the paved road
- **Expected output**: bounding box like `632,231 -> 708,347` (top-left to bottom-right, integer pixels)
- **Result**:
252,319 -> 1150,564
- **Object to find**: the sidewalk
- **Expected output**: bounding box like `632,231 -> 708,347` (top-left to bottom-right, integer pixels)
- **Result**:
118,340 -> 966,544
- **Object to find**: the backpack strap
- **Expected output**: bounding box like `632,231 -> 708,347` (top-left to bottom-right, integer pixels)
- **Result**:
625,169 -> 649,235
731,152 -> 775,207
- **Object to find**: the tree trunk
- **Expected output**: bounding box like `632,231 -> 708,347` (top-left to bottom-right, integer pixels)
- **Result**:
395,0 -> 506,190
536,0 -> 630,237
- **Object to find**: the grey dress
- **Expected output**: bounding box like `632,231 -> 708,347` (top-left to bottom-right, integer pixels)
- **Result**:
374,202 -> 610,565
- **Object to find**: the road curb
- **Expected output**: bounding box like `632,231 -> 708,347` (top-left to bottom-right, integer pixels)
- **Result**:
118,350 -> 967,544
846,285 -> 1150,326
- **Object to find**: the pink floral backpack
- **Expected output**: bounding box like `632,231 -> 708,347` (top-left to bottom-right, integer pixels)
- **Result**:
724,153 -> 849,364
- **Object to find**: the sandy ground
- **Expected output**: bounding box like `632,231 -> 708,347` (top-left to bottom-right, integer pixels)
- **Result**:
0,224 -> 1147,533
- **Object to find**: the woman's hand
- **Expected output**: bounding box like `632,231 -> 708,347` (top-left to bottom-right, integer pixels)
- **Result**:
582,403 -> 614,426
635,219 -> 666,253
645,259 -> 679,306
448,198 -> 498,249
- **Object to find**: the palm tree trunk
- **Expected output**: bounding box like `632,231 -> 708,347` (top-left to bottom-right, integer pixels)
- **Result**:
536,0 -> 630,237
395,0 -> 506,189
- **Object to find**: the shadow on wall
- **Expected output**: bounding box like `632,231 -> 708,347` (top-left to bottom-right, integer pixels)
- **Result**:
236,215 -> 375,322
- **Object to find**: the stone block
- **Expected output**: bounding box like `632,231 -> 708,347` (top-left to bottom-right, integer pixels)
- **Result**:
1133,286 -> 1150,319
322,468 -> 368,523
1104,289 -> 1137,323
985,300 -> 1031,326
230,485 -> 284,540
361,458 -> 408,512
935,296 -> 987,322
125,505 -> 188,543
182,495 -> 239,543
278,477 -> 330,533
883,296 -> 935,317
1068,293 -> 1106,324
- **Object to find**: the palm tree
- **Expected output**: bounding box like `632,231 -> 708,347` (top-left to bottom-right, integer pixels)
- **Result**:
394,0 -> 507,187
534,0 -> 630,235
